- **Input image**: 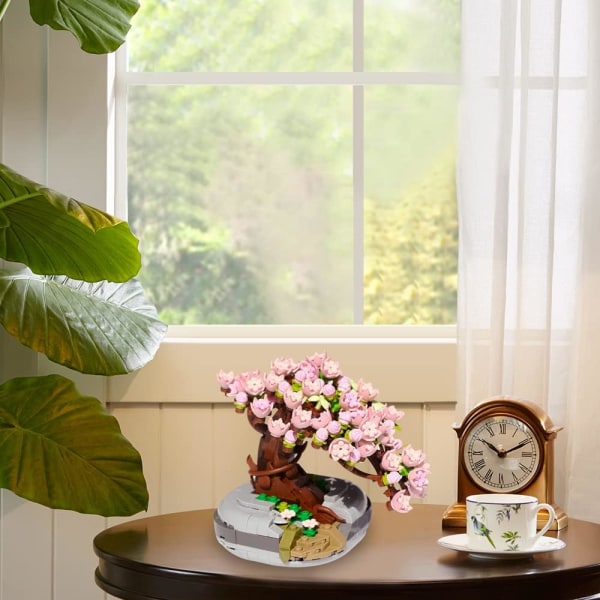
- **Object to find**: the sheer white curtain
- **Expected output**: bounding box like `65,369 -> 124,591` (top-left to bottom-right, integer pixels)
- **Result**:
457,0 -> 600,522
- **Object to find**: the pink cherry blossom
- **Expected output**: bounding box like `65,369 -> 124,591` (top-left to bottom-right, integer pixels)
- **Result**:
234,391 -> 248,406
329,438 -> 359,463
216,370 -> 235,388
407,465 -> 430,498
381,450 -> 403,471
321,382 -> 336,398
382,471 -> 401,485
226,379 -> 242,397
347,428 -> 363,443
297,362 -> 319,381
336,376 -> 352,392
278,380 -> 291,395
380,419 -> 395,434
357,379 -> 379,401
283,389 -> 304,409
314,428 -> 329,444
311,410 -> 332,430
384,405 -> 405,423
307,353 -> 327,368
338,410 -> 351,425
327,420 -> 342,435
348,446 -> 361,463
291,407 -> 313,429
302,377 -> 324,397
402,444 -> 426,468
294,369 -> 307,382
340,389 -> 360,410
359,419 -> 381,442
267,417 -> 290,438
283,430 -> 297,448
357,440 -> 378,458
271,357 -> 297,376
380,433 -> 402,448
264,371 -> 284,392
390,490 -> 413,513
321,358 -> 341,378
250,397 -> 273,419
349,406 -> 367,426
239,370 -> 266,396
366,404 -> 385,420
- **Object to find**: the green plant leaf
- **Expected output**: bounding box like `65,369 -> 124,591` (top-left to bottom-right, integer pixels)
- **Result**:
0,163 -> 141,282
29,0 -> 140,54
0,374 -> 148,516
0,268 -> 167,375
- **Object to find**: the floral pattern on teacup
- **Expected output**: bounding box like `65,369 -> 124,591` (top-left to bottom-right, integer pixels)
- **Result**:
471,504 -> 524,551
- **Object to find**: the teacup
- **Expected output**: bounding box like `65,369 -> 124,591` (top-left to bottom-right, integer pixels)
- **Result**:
466,494 -> 556,552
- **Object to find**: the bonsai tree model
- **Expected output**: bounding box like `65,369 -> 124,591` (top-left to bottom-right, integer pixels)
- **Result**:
218,354 -> 430,523
0,1 -> 167,517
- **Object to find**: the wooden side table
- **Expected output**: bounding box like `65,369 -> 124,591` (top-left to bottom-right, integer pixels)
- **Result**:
94,503 -> 600,600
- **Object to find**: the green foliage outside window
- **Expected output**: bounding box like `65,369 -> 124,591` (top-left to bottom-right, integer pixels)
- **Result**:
365,153 -> 458,324
127,0 -> 460,325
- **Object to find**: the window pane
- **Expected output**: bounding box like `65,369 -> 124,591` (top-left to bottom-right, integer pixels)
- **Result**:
365,0 -> 461,72
128,0 -> 352,72
128,86 -> 354,324
124,1 -> 461,327
364,85 -> 458,324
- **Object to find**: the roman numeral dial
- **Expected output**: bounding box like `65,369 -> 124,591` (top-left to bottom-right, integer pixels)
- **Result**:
463,416 -> 541,492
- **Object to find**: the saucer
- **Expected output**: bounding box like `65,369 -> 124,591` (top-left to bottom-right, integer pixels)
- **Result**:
437,533 -> 566,560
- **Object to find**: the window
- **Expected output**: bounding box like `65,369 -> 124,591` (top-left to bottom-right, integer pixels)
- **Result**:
118,0 -> 461,326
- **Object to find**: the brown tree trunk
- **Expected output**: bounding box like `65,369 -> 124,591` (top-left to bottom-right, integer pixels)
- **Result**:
246,432 -> 343,524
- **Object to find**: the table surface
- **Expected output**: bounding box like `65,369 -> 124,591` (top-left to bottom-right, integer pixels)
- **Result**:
94,503 -> 600,600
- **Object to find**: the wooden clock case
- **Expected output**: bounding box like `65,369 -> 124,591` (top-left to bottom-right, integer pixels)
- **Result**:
442,396 -> 568,531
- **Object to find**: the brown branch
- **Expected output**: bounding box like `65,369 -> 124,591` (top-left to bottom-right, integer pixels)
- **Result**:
336,460 -> 381,482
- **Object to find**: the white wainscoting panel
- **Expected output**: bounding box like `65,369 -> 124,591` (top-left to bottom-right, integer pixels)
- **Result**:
0,397 -> 457,600
1,331 -> 458,599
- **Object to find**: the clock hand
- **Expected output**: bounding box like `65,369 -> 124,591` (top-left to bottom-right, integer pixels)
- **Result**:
477,438 -> 502,456
503,438 -> 531,454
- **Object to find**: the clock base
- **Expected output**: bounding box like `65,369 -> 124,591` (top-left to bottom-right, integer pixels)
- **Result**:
442,502 -> 568,531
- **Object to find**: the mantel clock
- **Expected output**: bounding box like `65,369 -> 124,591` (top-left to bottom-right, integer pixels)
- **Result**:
442,396 -> 568,530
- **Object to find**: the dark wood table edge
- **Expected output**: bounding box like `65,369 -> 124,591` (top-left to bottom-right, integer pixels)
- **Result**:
94,547 -> 600,600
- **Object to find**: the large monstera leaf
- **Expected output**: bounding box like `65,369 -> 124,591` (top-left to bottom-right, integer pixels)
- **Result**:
0,269 -> 167,375
29,0 -> 140,54
0,375 -> 148,515
0,164 -> 141,283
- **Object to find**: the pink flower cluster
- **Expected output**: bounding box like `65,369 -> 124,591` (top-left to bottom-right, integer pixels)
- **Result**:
217,353 -> 430,514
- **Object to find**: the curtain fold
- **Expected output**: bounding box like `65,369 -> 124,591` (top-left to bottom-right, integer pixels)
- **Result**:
457,0 -> 598,520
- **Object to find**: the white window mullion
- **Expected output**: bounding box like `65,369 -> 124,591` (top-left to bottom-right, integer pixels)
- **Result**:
123,71 -> 459,86
353,0 -> 364,73
353,87 -> 364,324
114,44 -> 129,221
353,0 -> 365,323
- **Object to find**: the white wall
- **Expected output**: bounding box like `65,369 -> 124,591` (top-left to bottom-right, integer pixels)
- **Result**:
0,4 -> 459,599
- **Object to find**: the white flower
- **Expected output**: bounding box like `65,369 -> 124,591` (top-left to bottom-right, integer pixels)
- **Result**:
279,509 -> 296,520
302,518 -> 319,529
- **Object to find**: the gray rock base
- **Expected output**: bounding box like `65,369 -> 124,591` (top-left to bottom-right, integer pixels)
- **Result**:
214,476 -> 372,567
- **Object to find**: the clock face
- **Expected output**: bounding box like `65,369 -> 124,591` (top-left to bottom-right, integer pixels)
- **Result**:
463,415 -> 542,492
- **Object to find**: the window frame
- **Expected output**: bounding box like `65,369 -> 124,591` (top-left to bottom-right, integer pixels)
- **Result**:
114,0 -> 460,327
